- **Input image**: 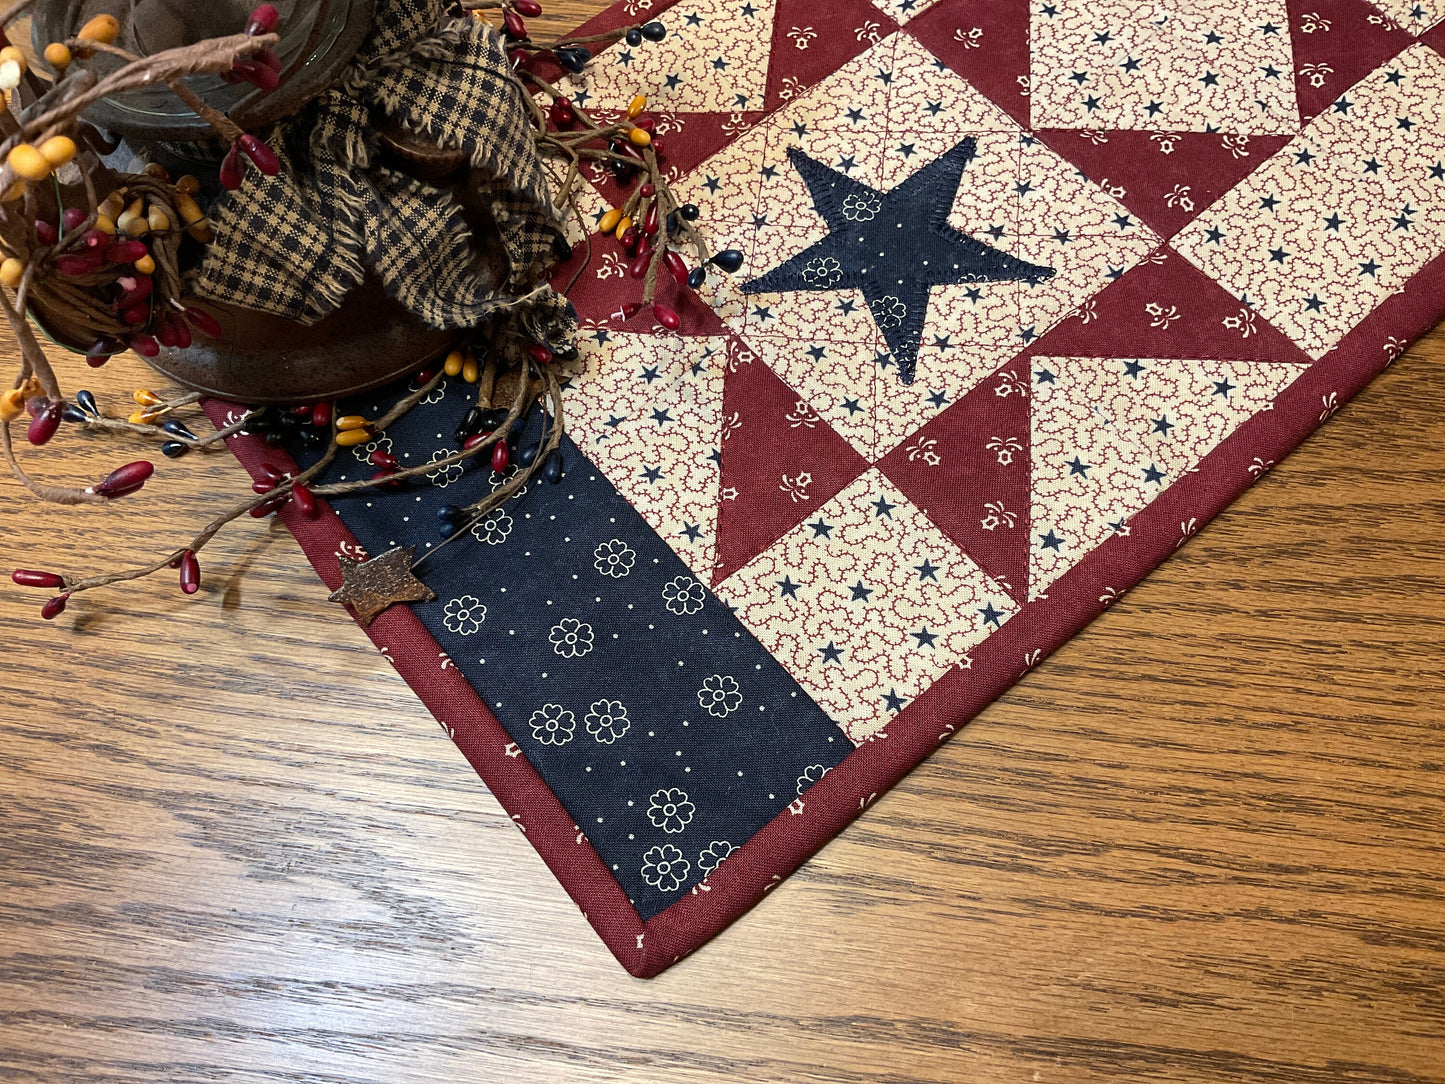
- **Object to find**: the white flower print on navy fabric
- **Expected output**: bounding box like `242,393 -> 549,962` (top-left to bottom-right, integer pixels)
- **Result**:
593,538 -> 636,578
584,698 -> 630,743
549,618 -> 594,658
351,433 -> 391,463
470,508 -> 512,545
698,840 -> 734,873
801,255 -> 843,288
426,448 -> 464,487
697,674 -> 742,718
640,844 -> 689,892
871,296 -> 907,329
442,595 -> 486,635
488,465 -> 528,499
409,377 -> 446,405
528,704 -> 575,746
796,764 -> 832,794
842,191 -> 880,221
647,788 -> 695,834
662,575 -> 707,615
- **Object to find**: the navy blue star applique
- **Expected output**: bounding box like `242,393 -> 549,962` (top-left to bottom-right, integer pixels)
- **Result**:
741,139 -> 1055,385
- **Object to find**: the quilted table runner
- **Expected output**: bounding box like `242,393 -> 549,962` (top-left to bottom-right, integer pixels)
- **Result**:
219,0 -> 1445,975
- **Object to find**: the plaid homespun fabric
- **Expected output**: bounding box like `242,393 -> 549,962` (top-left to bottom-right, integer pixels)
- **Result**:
195,0 -> 572,344
214,0 -> 1445,975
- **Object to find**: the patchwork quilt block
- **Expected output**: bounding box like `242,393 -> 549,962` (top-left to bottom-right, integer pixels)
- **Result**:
218,0 -> 1445,975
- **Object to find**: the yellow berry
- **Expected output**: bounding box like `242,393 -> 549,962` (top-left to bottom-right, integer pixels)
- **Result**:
0,388 -> 27,422
174,192 -> 205,227
94,214 -> 116,235
614,215 -> 632,240
335,427 -> 375,447
38,136 -> 77,169
462,354 -> 480,383
176,175 -> 201,195
133,388 -> 162,407
0,46 -> 26,72
443,349 -> 464,377
628,127 -> 651,147
147,204 -> 171,233
0,179 -> 27,202
44,43 -> 72,70
626,94 -> 647,119
78,14 -> 121,44
117,198 -> 147,237
598,208 -> 623,235
7,144 -> 52,183
0,257 -> 23,288
99,192 -> 125,220
134,254 -> 155,274
335,414 -> 370,431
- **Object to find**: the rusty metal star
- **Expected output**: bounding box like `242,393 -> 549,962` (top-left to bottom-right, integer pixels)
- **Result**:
329,546 -> 435,625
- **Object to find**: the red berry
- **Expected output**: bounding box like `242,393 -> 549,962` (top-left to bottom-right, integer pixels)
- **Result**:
41,593 -> 70,620
238,135 -> 280,176
182,306 -> 223,338
291,483 -> 318,519
640,183 -> 655,197
34,220 -> 58,245
54,252 -> 104,276
61,207 -> 86,232
169,314 -> 192,350
106,240 -> 149,263
27,401 -> 62,446
12,569 -> 65,589
491,441 -> 510,472
620,302 -> 642,319
503,9 -> 527,38
129,335 -> 160,358
311,401 -> 332,429
629,248 -> 652,279
515,0 -> 543,14
664,249 -> 688,285
368,450 -> 397,469
179,550 -> 201,595
463,432 -> 490,451
232,58 -> 280,91
245,3 -> 280,34
94,460 -> 154,498
220,143 -> 247,190
653,303 -> 681,330
259,463 -> 286,484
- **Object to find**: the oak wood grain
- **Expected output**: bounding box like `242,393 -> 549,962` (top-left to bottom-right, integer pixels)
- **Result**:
2,7 -> 1443,1079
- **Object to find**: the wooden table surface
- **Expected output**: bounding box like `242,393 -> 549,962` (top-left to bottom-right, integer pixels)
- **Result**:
3,9 -> 1445,1080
